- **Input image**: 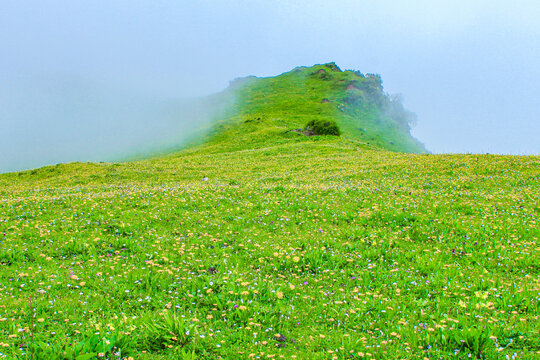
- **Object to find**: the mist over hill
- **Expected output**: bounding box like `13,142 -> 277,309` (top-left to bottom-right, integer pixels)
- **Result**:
0,76 -> 233,173
1,63 -> 425,173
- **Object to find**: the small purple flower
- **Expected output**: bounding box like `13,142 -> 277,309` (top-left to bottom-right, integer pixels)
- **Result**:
234,304 -> 238,309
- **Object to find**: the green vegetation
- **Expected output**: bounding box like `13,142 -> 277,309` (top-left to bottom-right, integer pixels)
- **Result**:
304,119 -> 340,136
0,64 -> 538,359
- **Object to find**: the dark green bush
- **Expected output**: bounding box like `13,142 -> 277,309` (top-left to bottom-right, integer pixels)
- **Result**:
304,119 -> 341,136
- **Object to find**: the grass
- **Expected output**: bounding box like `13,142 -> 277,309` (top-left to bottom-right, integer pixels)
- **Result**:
0,64 -> 539,359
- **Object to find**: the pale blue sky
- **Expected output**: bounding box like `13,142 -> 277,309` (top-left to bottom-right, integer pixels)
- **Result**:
1,1 -> 539,172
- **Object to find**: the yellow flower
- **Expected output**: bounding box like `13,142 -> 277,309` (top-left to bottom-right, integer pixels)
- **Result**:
475,291 -> 488,300
276,291 -> 284,299
289,284 -> 295,290
238,305 -> 247,311
293,256 -> 300,263
37,318 -> 45,323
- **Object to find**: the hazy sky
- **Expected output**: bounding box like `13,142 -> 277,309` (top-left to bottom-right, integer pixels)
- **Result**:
1,1 -> 539,172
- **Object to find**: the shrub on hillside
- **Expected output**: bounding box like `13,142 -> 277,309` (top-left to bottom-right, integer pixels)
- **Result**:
304,119 -> 341,136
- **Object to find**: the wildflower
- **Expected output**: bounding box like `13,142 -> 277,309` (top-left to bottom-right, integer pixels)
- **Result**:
276,292 -> 284,299
293,256 -> 300,263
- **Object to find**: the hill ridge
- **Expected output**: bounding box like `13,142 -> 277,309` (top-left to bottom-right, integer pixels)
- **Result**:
193,62 -> 426,154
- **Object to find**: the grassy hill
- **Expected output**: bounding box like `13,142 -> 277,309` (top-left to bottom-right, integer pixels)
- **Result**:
0,65 -> 539,359
187,62 -> 426,154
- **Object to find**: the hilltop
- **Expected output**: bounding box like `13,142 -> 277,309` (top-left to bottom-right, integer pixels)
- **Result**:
189,62 -> 426,155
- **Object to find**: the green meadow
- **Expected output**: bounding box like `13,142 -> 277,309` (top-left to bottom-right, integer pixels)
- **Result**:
0,64 -> 539,359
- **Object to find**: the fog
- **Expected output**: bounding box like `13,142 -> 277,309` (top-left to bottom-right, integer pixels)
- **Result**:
1,1 -> 539,173
0,75 -> 232,172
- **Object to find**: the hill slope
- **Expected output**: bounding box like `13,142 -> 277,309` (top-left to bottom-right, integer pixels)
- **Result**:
0,66 -> 539,360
